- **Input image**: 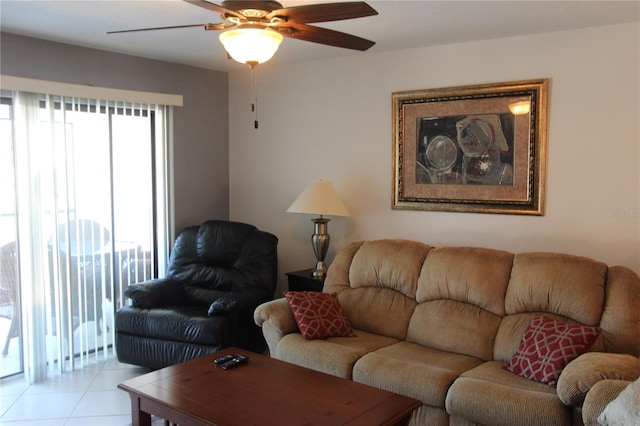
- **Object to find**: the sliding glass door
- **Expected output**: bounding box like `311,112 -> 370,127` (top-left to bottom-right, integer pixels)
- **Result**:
0,96 -> 22,378
1,92 -> 169,380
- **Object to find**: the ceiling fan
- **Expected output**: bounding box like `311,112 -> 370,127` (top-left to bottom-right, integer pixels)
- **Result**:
108,0 -> 378,66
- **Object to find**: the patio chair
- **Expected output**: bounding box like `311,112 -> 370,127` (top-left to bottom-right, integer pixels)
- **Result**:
49,219 -> 111,334
0,242 -> 19,357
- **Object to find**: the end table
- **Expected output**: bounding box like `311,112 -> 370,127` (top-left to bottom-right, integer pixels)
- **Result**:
286,269 -> 325,292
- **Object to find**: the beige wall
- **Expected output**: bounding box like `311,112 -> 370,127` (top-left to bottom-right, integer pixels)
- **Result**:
228,22 -> 640,294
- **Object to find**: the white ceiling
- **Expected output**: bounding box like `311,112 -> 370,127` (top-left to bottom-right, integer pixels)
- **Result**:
1,0 -> 639,72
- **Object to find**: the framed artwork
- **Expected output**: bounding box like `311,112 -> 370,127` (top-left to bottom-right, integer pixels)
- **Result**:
392,79 -> 548,215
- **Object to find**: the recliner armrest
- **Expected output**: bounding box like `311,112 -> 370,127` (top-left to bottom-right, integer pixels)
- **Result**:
124,278 -> 189,308
207,288 -> 271,315
556,352 -> 640,406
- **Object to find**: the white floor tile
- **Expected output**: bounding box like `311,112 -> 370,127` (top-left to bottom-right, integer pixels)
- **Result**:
87,369 -> 145,392
100,358 -> 144,372
70,390 -> 131,418
0,391 -> 84,422
0,393 -> 20,418
0,353 -> 148,425
65,414 -> 131,426
23,370 -> 99,395
0,377 -> 28,396
0,418 -> 67,425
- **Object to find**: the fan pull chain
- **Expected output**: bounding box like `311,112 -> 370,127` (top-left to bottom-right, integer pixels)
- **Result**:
250,64 -> 258,129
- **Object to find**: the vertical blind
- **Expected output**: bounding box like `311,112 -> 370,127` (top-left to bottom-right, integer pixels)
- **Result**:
4,90 -> 172,382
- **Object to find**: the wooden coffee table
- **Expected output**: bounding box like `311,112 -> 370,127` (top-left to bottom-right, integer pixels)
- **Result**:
118,347 -> 421,426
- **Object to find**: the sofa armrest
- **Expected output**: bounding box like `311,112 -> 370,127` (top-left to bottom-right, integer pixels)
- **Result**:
581,379 -> 631,426
124,278 -> 189,308
556,352 -> 640,406
254,298 -> 298,355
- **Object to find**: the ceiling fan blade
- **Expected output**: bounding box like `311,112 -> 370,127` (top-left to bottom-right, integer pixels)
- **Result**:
268,2 -> 377,24
183,0 -> 243,19
279,23 -> 375,51
107,23 -> 225,34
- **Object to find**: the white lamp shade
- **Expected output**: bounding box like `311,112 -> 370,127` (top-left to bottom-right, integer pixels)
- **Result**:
287,180 -> 350,217
219,28 -> 283,65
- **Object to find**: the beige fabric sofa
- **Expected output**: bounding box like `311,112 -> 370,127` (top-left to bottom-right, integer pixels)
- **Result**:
254,239 -> 640,425
582,375 -> 639,426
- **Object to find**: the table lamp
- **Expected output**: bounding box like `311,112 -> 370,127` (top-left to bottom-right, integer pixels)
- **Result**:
287,180 -> 350,278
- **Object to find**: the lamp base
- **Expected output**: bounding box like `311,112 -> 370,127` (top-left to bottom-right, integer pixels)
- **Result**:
312,261 -> 327,278
310,217 -> 330,278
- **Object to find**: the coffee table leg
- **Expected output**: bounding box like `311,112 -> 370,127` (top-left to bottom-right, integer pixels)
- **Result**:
129,395 -> 152,426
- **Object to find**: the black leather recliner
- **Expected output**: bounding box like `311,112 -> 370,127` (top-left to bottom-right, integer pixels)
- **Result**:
114,220 -> 278,370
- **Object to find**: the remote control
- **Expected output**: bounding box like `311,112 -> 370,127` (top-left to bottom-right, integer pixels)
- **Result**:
213,354 -> 236,365
220,355 -> 249,370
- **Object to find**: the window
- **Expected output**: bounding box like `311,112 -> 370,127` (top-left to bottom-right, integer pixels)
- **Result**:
0,90 -> 173,381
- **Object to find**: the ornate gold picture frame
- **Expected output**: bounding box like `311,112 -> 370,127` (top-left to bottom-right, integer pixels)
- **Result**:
392,79 -> 548,215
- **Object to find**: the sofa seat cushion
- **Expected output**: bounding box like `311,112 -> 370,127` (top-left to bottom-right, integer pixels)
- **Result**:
115,305 -> 227,346
353,341 -> 483,408
276,329 -> 398,379
446,361 -> 571,426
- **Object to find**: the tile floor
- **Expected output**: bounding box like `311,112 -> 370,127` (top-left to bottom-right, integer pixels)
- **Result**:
0,353 -> 150,426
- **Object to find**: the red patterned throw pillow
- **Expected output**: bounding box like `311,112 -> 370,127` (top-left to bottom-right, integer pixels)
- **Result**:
504,315 -> 601,387
284,291 -> 356,340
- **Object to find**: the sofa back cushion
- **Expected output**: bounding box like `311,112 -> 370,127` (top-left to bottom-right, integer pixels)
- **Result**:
324,239 -> 431,340
407,247 -> 514,361
325,239 -> 640,362
599,266 -> 640,355
348,239 -> 431,297
338,287 -> 416,340
494,252 -> 607,361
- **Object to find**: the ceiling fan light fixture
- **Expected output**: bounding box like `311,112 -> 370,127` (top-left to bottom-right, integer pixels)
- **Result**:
219,27 -> 283,65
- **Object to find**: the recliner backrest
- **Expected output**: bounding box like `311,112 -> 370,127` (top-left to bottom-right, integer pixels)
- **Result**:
165,220 -> 278,303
